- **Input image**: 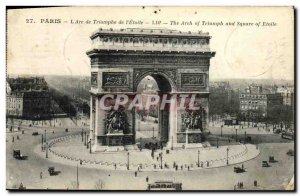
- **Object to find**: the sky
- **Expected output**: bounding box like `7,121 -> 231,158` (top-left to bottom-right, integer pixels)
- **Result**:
7,6 -> 294,80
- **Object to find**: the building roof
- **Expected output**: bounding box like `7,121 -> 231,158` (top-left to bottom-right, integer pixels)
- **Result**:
7,77 -> 49,93
91,28 -> 211,39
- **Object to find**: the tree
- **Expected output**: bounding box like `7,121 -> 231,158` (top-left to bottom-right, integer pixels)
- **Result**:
266,104 -> 293,131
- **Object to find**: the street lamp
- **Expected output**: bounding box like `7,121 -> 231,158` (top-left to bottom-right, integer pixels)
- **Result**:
217,138 -> 219,148
244,131 -> 247,144
46,142 -> 48,158
84,132 -> 87,146
89,139 -> 92,154
41,134 -> 44,148
159,152 -> 163,169
197,150 -> 200,167
127,152 -> 130,170
221,125 -> 223,137
44,130 -> 47,143
86,134 -> 89,149
152,127 -> 155,138
81,129 -> 83,142
235,129 -> 238,142
226,147 -> 229,165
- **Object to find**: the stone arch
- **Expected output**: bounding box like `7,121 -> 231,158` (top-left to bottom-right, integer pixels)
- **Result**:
133,70 -> 177,147
133,69 -> 177,93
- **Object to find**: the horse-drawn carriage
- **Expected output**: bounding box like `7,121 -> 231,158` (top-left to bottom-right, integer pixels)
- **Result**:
13,150 -> 27,160
234,166 -> 245,173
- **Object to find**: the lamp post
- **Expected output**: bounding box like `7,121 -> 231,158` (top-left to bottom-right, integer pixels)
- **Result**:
84,132 -> 87,146
159,152 -> 163,169
244,131 -> 247,144
127,152 -> 130,170
44,130 -> 47,143
221,125 -> 223,137
76,163 -> 79,189
86,134 -> 89,149
235,129 -> 238,142
152,127 -> 155,138
226,147 -> 229,165
81,129 -> 83,142
89,139 -> 92,154
41,134 -> 44,151
46,142 -> 48,158
197,150 -> 200,167
217,138 -> 219,148
171,136 -> 174,150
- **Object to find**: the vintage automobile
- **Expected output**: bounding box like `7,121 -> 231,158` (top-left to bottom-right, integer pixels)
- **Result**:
147,181 -> 182,191
287,149 -> 294,156
48,166 -> 56,176
269,156 -> 276,163
48,166 -> 61,176
262,161 -> 270,167
281,131 -> 294,140
234,166 -> 245,173
32,132 -> 39,136
13,150 -> 28,160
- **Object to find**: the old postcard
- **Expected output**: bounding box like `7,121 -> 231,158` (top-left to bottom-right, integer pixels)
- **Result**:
6,6 -> 295,191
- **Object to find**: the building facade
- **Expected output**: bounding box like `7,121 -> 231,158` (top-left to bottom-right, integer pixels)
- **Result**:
239,84 -> 283,117
276,86 -> 294,106
87,28 -> 215,151
6,77 -> 51,119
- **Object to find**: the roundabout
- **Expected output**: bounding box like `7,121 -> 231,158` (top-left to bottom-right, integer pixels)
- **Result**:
34,133 -> 260,171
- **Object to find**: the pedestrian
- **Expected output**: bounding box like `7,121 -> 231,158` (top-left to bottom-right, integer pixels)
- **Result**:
40,172 -> 43,179
188,166 -> 190,171
114,163 -> 117,170
181,165 -> 183,170
12,136 -> 14,142
146,176 -> 149,182
135,171 -> 137,177
254,180 -> 257,187
17,135 -> 19,140
242,164 -> 244,169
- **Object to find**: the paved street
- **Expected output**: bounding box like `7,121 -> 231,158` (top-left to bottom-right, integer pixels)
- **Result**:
6,120 -> 294,190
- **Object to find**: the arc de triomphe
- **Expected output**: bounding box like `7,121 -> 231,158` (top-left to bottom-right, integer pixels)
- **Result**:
87,28 -> 215,152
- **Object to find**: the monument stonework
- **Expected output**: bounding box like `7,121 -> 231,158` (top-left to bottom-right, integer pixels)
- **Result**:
87,28 -> 215,151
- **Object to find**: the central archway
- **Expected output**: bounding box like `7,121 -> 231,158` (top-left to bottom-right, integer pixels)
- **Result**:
134,72 -> 175,149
